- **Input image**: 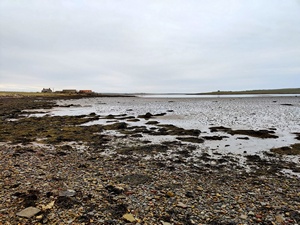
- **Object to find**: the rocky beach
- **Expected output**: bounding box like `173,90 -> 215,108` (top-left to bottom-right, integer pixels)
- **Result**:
0,95 -> 299,225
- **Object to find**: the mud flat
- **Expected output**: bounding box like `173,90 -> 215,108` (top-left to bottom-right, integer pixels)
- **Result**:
0,95 -> 300,224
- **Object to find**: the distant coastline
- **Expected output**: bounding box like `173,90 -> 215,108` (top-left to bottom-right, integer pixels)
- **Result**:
190,88 -> 300,95
1,88 -> 300,97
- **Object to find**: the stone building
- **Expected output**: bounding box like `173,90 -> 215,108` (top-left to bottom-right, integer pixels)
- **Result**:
41,88 -> 52,93
79,90 -> 93,94
62,89 -> 77,94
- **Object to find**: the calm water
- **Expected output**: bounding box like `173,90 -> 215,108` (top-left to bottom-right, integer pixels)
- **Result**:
138,94 -> 300,98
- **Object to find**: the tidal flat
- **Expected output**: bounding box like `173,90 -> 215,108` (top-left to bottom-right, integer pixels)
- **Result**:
0,95 -> 300,224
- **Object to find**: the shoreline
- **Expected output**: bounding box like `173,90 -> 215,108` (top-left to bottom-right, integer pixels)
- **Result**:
0,96 -> 299,224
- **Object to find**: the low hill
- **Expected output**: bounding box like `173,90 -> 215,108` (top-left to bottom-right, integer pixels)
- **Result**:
193,88 -> 300,95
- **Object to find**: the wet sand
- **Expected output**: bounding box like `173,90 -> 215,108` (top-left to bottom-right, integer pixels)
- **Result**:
0,95 -> 299,224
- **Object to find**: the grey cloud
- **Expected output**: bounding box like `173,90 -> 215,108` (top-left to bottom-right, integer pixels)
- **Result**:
1,0 -> 300,92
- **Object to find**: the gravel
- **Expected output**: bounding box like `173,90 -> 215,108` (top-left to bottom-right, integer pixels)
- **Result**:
0,95 -> 299,224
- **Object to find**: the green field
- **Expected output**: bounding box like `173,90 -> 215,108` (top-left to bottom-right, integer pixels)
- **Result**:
193,88 -> 300,95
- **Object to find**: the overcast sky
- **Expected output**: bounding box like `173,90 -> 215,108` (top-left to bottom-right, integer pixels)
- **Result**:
0,0 -> 300,93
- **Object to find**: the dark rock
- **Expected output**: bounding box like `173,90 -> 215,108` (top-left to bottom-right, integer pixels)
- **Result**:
185,191 -> 194,198
293,132 -> 300,140
46,192 -> 53,198
105,114 -> 115,119
76,215 -> 92,223
209,126 -> 231,132
246,155 -> 262,162
56,151 -> 68,156
127,118 -> 140,122
202,135 -> 228,140
56,196 -> 79,209
138,112 -> 153,119
118,116 -> 135,120
105,185 -> 124,195
18,190 -> 40,207
229,129 -> 278,139
178,150 -> 191,157
78,164 -> 88,168
271,143 -> 300,155
210,126 -> 278,139
12,192 -> 26,198
217,158 -> 228,163
110,204 -> 128,219
158,124 -> 201,136
103,122 -> 128,130
146,120 -> 160,125
60,145 -> 73,151
10,183 -> 20,188
237,137 -> 250,140
154,113 -> 166,117
176,137 -> 204,143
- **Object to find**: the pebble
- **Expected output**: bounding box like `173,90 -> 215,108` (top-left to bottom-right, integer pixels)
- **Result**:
123,213 -> 136,222
161,221 -> 172,225
177,202 -> 189,208
166,191 -> 175,197
16,207 -> 40,218
42,200 -> 55,210
36,215 -> 43,219
248,211 -> 255,216
275,214 -> 284,223
240,214 -> 247,220
197,186 -> 204,191
59,189 -> 76,197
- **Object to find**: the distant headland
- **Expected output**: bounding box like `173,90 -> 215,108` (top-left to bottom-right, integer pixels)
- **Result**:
190,88 -> 300,95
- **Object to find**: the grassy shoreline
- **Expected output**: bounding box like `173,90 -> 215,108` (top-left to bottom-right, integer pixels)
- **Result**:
0,91 -> 134,98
